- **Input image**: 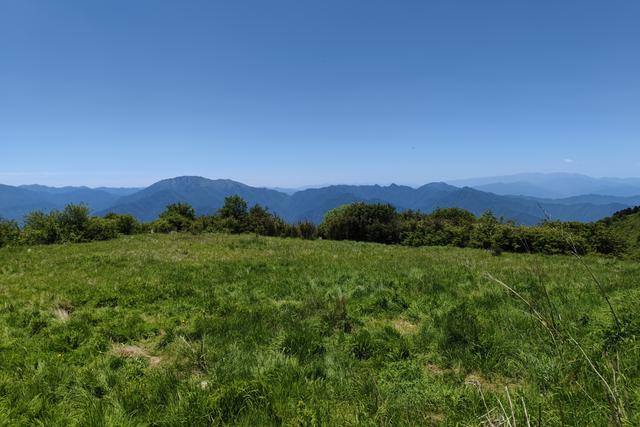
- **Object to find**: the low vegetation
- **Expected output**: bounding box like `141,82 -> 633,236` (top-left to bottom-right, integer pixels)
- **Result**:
0,196 -> 634,258
599,206 -> 640,258
0,233 -> 638,425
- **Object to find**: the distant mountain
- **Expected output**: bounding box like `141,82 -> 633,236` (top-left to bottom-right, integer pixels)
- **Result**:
97,177 -> 636,225
3,175 -> 640,225
98,176 -> 289,222
269,184 -> 331,195
473,181 -> 558,198
0,184 -> 58,222
19,184 -> 141,197
0,184 -> 139,222
449,173 -> 640,198
532,194 -> 640,207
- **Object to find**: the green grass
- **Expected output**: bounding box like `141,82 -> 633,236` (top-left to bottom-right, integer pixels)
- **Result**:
1,233 -> 639,425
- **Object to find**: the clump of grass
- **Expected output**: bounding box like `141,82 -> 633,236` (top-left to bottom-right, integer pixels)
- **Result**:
486,230 -> 634,426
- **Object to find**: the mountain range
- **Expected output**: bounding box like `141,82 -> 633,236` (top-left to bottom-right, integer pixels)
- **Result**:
2,174 -> 640,225
448,173 -> 640,198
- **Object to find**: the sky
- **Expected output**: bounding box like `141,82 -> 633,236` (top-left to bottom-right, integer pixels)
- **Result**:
1,0 -> 639,188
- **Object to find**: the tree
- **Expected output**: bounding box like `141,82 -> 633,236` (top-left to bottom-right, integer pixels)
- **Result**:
218,195 -> 248,221
470,210 -> 499,249
58,204 -> 91,242
0,218 -> 20,247
104,213 -> 140,235
319,203 -> 400,244
161,203 -> 196,221
22,210 -> 62,244
216,196 -> 250,233
155,203 -> 196,232
296,220 -> 317,240
247,204 -> 276,235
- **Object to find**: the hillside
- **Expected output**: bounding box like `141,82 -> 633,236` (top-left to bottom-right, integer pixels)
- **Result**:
2,176 -> 638,225
98,177 -> 636,225
601,206 -> 640,255
0,184 -> 58,221
97,176 -> 289,222
0,184 -> 134,222
450,173 -> 640,198
1,234 -> 639,425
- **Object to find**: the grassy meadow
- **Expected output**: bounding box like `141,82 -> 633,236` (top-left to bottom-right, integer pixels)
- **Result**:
1,233 -> 639,425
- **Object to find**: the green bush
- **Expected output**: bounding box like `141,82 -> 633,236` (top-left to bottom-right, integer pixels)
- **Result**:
84,217 -> 119,241
189,215 -> 221,234
22,210 -> 62,245
402,208 -> 475,248
218,195 -> 248,222
0,218 -> 20,247
162,203 -> 196,221
104,213 -> 141,235
155,203 -> 196,232
246,204 -> 277,235
152,218 -> 178,233
319,202 -> 400,244
296,220 -> 317,240
58,204 -> 91,242
469,211 -> 499,249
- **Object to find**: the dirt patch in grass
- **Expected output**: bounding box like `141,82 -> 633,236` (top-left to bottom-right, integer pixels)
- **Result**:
464,372 -> 520,393
113,344 -> 162,367
53,308 -> 70,322
422,361 -> 518,393
424,362 -> 449,376
391,318 -> 418,335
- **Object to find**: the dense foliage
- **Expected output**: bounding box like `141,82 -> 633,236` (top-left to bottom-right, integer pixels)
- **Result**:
321,204 -> 628,256
1,233 -> 638,425
0,197 -> 633,257
598,206 -> 640,258
160,196 -> 318,239
0,218 -> 20,247
318,202 -> 400,243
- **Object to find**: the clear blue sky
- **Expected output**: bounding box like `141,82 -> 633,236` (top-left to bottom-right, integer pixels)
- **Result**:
2,0 -> 639,187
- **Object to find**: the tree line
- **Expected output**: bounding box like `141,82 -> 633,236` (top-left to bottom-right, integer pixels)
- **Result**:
319,202 -> 626,256
0,196 -> 629,256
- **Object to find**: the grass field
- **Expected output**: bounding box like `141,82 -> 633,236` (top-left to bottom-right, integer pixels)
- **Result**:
1,233 -> 639,426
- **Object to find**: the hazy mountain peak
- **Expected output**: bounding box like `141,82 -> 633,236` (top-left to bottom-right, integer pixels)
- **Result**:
449,172 -> 640,198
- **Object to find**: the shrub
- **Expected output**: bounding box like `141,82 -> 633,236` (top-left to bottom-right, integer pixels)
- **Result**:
218,196 -> 248,221
22,210 -> 61,245
189,216 -> 221,234
319,202 -> 400,244
0,218 -> 20,247
84,217 -> 119,241
246,204 -> 277,235
469,211 -> 499,249
161,203 -> 196,221
156,203 -> 196,232
296,220 -> 317,240
152,218 -> 179,233
585,223 -> 627,255
216,217 -> 247,234
104,213 -> 140,235
58,204 -> 91,242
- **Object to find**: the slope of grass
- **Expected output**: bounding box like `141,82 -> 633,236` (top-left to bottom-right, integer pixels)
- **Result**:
1,233 -> 639,425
